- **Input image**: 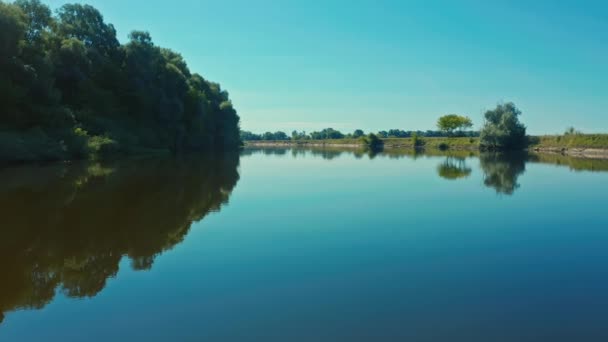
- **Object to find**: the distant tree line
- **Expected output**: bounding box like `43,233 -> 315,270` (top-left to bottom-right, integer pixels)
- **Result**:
0,0 -> 240,162
241,128 -> 480,142
242,103 -> 529,152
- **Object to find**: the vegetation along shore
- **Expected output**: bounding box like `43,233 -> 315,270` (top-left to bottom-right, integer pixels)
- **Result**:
1,1 -> 241,163
244,103 -> 608,159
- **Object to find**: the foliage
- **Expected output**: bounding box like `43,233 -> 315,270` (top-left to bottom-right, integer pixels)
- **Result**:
411,132 -> 423,148
352,129 -> 365,138
291,130 -> 308,140
0,0 -> 240,162
241,128 -> 480,142
437,114 -> 473,136
310,128 -> 344,140
362,133 -> 383,151
479,102 -> 527,150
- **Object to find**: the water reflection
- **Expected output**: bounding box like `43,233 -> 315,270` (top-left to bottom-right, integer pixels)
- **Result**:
0,153 -> 240,322
529,153 -> 608,172
437,156 -> 472,180
479,152 -> 527,195
243,147 -> 608,197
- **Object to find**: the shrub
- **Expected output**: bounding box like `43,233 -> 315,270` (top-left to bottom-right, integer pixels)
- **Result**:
412,132 -> 424,147
362,133 -> 384,151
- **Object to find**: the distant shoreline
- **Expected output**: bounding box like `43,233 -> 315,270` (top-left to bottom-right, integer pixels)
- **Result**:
531,147 -> 608,159
245,136 -> 608,159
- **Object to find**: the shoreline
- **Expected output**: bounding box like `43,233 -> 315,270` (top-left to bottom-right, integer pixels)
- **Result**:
531,147 -> 608,159
245,139 -> 608,159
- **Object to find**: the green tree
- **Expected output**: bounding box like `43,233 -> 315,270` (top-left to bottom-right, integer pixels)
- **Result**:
0,2 -> 241,162
14,0 -> 51,45
377,131 -> 388,138
353,129 -> 365,138
362,133 -> 383,151
437,114 -> 473,136
480,102 -> 527,150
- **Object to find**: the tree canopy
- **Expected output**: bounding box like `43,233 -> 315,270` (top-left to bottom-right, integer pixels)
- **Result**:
437,114 -> 473,136
0,0 -> 240,162
479,103 -> 527,150
240,128 -> 480,141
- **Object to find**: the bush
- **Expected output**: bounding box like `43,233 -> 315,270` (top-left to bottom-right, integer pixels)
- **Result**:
412,133 -> 424,147
362,133 -> 384,151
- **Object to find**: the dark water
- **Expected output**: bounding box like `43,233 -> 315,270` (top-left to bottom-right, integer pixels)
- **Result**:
1,148 -> 608,341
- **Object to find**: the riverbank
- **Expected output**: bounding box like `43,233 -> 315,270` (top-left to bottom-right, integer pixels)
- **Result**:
247,137 -> 480,150
246,134 -> 608,158
529,134 -> 608,159
243,145 -> 608,173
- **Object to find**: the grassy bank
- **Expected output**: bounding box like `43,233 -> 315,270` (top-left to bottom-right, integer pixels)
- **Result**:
383,137 -> 479,149
530,134 -> 608,149
247,134 -> 608,151
247,137 -> 480,150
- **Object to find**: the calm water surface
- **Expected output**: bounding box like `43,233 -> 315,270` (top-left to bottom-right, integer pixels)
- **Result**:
1,148 -> 608,341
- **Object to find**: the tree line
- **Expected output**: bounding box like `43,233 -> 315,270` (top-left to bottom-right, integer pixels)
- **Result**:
241,102 -> 528,150
0,0 -> 241,162
241,128 -> 480,142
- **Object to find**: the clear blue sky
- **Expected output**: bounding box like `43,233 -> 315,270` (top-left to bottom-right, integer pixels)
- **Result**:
44,0 -> 608,134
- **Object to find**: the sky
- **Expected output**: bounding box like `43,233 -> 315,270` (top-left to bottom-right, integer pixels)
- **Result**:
43,0 -> 608,134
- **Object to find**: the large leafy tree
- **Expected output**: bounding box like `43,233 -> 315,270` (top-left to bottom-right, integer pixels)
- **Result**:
480,102 -> 527,150
352,129 -> 365,138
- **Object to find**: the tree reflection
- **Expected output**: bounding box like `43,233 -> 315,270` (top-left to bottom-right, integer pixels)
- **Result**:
437,156 -> 472,180
0,153 -> 240,320
479,152 -> 527,195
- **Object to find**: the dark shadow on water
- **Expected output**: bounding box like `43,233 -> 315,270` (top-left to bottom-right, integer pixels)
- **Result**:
0,153 -> 240,320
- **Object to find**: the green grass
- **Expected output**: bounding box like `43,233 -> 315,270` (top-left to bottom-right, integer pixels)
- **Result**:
382,137 -> 479,149
248,137 -> 481,150
249,134 -> 608,151
531,134 -> 608,149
